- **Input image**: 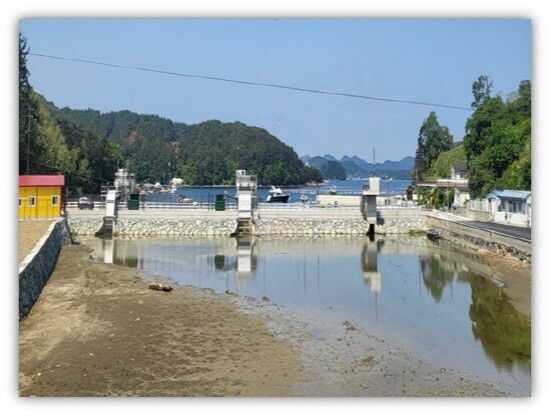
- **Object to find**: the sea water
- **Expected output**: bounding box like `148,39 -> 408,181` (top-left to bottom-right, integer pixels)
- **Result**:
147,179 -> 411,204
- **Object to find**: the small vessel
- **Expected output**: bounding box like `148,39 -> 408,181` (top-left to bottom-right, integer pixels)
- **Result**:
266,186 -> 290,203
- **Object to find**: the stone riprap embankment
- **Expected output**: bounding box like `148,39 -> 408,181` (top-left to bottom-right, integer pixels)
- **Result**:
426,214 -> 531,263
374,209 -> 429,234
67,208 -> 429,237
19,219 -> 72,319
116,218 -> 237,237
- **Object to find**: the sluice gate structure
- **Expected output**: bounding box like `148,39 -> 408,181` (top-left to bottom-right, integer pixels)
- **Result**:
232,170 -> 258,236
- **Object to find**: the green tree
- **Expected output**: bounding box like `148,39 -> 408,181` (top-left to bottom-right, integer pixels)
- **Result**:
426,143 -> 467,180
413,112 -> 454,183
464,78 -> 531,196
55,117 -> 123,193
471,75 -> 493,109
19,33 -> 40,174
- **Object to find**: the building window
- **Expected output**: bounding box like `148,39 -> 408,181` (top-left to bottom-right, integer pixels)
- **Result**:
52,195 -> 59,206
19,198 -> 22,207
28,196 -> 36,207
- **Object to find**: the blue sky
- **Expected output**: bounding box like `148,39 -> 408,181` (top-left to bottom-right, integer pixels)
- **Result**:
18,18 -> 531,162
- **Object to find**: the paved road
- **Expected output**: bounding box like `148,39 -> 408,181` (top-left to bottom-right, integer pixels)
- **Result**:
456,220 -> 531,242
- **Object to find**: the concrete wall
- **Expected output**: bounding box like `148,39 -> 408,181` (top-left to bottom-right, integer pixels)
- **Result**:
317,194 -> 361,207
19,219 -> 72,319
454,206 -> 491,222
494,211 -> 531,227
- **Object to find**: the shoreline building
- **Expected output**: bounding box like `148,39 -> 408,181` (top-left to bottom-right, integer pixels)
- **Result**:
19,175 -> 65,220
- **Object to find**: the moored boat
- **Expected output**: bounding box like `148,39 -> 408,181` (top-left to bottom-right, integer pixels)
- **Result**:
266,186 -> 290,203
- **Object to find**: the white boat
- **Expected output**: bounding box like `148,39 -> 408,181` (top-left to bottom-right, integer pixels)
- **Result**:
266,186 -> 290,203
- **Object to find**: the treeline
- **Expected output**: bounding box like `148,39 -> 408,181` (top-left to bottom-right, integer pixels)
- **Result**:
49,107 -> 323,187
18,34 -> 322,193
19,35 -> 122,194
413,75 -> 531,198
463,77 -> 531,196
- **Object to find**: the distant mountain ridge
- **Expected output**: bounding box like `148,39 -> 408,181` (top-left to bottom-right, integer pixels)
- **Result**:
301,154 -> 414,180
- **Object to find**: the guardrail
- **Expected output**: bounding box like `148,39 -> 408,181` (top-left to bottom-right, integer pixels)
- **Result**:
66,200 -> 420,212
65,201 -> 238,210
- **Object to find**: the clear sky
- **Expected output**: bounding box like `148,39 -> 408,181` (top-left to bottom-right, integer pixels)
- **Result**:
18,17 -> 530,163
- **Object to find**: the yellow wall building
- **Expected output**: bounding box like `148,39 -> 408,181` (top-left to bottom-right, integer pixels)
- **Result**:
19,175 -> 65,220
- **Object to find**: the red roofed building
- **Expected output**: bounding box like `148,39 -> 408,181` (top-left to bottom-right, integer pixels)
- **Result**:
19,175 -> 65,220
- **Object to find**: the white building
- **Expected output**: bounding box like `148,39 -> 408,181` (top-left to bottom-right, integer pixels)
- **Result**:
487,190 -> 531,227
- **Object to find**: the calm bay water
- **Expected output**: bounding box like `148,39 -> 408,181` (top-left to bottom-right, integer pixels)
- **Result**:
148,179 -> 411,204
83,235 -> 530,396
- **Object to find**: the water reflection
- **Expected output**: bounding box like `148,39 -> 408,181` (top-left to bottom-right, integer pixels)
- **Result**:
101,237 -> 114,264
212,236 -> 258,288
417,249 -> 531,374
361,239 -> 383,293
419,254 -> 457,302
469,276 -> 531,373
82,235 -> 530,395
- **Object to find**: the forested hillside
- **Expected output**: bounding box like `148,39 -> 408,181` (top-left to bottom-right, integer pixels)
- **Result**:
307,156 -> 347,180
412,75 -> 531,198
463,77 -> 531,196
48,106 -> 323,187
19,34 -> 322,193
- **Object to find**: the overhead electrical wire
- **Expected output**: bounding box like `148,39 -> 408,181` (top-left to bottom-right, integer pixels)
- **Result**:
29,52 -> 472,111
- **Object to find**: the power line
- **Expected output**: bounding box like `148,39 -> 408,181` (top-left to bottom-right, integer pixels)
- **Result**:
29,52 -> 472,111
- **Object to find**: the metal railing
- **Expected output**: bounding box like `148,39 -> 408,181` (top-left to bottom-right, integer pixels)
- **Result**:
66,198 -> 418,212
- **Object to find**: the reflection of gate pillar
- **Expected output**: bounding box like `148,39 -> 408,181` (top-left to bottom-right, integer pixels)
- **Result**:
361,177 -> 380,236
236,236 -> 257,282
361,241 -> 381,293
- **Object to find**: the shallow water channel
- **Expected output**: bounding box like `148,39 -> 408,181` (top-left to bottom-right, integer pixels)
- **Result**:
82,235 -> 530,396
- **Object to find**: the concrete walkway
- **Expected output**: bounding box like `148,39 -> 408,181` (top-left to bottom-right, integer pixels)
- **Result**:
456,220 -> 531,242
428,211 -> 531,243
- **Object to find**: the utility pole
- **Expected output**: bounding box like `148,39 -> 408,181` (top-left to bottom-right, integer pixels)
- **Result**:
26,104 -> 32,174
